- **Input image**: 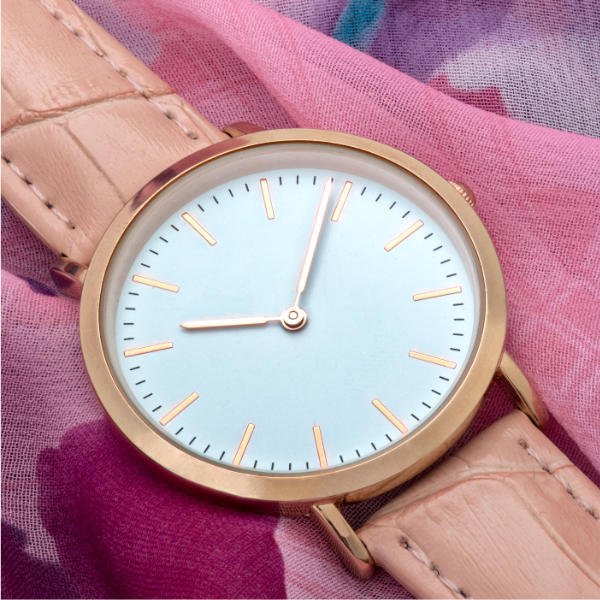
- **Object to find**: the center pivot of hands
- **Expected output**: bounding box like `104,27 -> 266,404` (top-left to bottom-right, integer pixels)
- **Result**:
281,306 -> 308,331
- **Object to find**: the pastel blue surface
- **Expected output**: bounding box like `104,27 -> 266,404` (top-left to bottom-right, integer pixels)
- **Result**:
114,168 -> 476,473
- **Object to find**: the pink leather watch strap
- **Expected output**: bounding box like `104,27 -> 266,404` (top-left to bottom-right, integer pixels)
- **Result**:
1,0 -> 227,265
358,411 -> 600,598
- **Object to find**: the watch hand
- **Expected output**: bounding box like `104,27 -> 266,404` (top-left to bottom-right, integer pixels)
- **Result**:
180,315 -> 280,330
293,177 -> 334,307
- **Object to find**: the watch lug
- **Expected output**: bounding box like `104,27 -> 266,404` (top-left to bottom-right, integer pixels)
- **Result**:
497,351 -> 548,428
448,181 -> 476,208
222,122 -> 265,138
310,503 -> 375,579
50,258 -> 87,299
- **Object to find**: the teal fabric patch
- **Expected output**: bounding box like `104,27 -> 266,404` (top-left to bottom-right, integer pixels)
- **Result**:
333,0 -> 386,51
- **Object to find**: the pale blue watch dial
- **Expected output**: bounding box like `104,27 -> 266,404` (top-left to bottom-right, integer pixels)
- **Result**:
104,144 -> 480,474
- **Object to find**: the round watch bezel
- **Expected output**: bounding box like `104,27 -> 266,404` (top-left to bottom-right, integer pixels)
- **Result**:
80,129 -> 506,514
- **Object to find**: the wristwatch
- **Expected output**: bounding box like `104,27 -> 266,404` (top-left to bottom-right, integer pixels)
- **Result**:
3,1 -> 600,598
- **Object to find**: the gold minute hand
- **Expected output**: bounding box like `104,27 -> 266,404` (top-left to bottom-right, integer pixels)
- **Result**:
180,315 -> 280,330
293,177 -> 334,307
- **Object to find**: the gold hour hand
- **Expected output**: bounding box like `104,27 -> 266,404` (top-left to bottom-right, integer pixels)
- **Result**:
180,315 -> 279,330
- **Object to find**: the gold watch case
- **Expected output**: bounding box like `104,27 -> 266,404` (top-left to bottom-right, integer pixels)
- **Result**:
80,128 -> 510,515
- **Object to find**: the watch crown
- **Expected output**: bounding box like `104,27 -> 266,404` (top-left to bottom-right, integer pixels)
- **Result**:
50,258 -> 87,299
448,181 -> 476,208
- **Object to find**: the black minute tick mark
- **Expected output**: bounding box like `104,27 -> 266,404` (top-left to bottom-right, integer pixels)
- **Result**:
375,193 -> 381,202
170,224 -> 179,231
245,183 -> 249,192
197,203 -> 205,212
402,210 -> 410,218
424,233 -> 433,239
389,201 -> 396,209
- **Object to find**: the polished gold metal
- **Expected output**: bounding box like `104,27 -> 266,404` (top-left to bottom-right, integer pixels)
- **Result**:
311,503 -> 375,578
123,342 -> 173,357
233,423 -> 256,466
81,128 -> 508,513
132,274 -> 179,293
413,286 -> 462,302
294,177 -> 334,307
222,122 -> 265,138
50,258 -> 88,299
181,212 -> 217,245
497,351 -> 548,428
384,220 -> 424,252
181,315 -> 276,330
372,398 -> 408,434
160,392 -> 199,426
280,306 -> 308,331
449,181 -> 475,208
331,180 -> 352,222
260,178 -> 275,220
313,425 -> 328,468
408,350 -> 457,369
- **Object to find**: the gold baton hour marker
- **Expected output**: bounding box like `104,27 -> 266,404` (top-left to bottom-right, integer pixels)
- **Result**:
313,425 -> 328,468
413,286 -> 462,302
409,350 -> 456,369
123,342 -> 173,357
384,220 -> 424,251
181,212 -> 217,245
260,178 -> 275,220
331,180 -> 352,222
372,398 -> 408,434
160,392 -> 199,426
132,274 -> 180,293
232,423 -> 255,466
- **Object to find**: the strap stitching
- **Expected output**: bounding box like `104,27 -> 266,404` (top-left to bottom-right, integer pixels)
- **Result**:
518,439 -> 599,522
1,155 -> 76,229
400,536 -> 469,598
37,0 -> 200,141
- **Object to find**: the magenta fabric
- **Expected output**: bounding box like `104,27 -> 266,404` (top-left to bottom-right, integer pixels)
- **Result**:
2,1 -> 600,598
